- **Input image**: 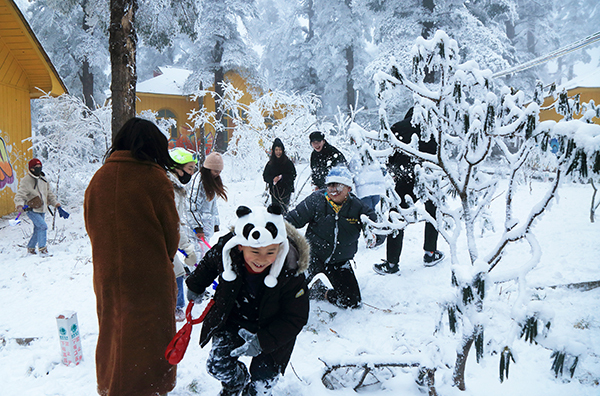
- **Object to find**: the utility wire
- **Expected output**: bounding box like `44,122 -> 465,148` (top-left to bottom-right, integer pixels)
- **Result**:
492,31 -> 600,79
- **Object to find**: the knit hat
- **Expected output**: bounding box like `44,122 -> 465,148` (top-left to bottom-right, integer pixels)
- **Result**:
203,152 -> 224,171
28,158 -> 42,170
325,165 -> 353,188
222,204 -> 289,288
309,131 -> 325,142
272,138 -> 284,151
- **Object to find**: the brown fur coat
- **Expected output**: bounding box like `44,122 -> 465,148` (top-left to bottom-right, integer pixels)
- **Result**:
84,151 -> 180,396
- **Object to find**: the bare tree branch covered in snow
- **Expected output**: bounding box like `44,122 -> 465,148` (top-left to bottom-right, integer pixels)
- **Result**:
351,30 -> 600,391
188,82 -> 323,182
30,93 -> 174,207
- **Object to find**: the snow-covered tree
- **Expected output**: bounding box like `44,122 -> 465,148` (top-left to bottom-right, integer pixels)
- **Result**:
21,0 -> 110,109
188,82 -> 322,184
362,30 -> 600,390
185,0 -> 259,152
363,0 -> 514,120
28,94 -> 111,206
30,93 -> 176,206
249,0 -> 316,95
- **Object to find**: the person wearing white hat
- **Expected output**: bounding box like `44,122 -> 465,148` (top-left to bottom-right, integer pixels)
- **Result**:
285,165 -> 376,309
186,204 -> 310,396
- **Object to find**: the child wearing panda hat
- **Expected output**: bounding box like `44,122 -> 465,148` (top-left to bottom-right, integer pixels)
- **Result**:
186,204 -> 310,396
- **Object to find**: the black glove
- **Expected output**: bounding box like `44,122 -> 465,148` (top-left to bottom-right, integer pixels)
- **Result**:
214,225 -> 220,233
230,329 -> 262,357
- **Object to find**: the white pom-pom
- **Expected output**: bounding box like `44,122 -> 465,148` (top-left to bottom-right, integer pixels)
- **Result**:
264,275 -> 278,288
222,269 -> 237,282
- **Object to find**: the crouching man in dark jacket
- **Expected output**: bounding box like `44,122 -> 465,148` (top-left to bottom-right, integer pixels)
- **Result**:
285,165 -> 376,309
186,204 -> 310,396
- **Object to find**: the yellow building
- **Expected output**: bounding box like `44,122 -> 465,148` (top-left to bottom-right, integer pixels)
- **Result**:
136,67 -> 256,154
540,68 -> 600,124
0,0 -> 67,216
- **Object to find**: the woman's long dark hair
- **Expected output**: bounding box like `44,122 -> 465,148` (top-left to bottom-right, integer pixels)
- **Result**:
105,117 -> 176,170
200,167 -> 227,201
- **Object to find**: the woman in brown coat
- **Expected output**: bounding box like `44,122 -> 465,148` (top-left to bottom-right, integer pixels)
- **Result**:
84,118 -> 180,396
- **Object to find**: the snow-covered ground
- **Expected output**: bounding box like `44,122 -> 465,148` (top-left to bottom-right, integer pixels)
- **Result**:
0,162 -> 599,396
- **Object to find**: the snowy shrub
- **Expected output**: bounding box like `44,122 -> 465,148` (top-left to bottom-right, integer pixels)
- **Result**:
188,82 -> 323,182
30,94 -> 111,207
30,94 -> 172,208
357,30 -> 600,391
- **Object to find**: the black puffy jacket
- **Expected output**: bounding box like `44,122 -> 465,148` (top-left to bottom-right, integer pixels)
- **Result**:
310,141 -> 347,189
185,224 -> 310,372
388,108 -> 437,206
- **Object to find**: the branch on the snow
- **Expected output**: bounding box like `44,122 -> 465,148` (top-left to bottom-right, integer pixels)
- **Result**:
320,358 -> 437,395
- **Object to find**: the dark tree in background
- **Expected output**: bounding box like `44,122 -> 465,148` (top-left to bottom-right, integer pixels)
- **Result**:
109,0 -> 138,139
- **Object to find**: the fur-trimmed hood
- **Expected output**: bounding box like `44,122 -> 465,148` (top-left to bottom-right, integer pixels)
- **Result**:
285,221 -> 310,275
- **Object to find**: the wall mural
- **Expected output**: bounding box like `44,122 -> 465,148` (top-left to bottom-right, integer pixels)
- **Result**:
0,136 -> 15,190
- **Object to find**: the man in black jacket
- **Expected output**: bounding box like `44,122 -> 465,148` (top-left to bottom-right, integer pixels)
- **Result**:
373,108 -> 444,275
309,131 -> 347,190
286,165 -> 376,309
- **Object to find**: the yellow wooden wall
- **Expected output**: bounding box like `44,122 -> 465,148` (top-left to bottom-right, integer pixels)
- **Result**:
136,92 -> 199,137
0,37 -> 32,216
540,87 -> 600,124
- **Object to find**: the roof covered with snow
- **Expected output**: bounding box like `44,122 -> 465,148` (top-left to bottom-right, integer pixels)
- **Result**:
136,66 -> 192,95
561,67 -> 600,90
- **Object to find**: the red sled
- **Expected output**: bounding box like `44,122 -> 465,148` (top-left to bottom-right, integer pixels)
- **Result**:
165,299 -> 214,365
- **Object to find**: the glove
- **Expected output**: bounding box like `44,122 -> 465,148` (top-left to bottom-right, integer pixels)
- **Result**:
57,206 -> 70,219
187,289 -> 205,304
214,225 -> 220,233
182,244 -> 197,267
230,329 -> 262,357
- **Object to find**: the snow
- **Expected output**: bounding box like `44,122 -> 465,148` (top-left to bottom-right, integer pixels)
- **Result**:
136,67 -> 193,96
1,158 -> 599,396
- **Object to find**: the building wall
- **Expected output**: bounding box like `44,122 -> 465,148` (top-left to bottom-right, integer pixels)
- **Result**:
136,92 -> 201,150
540,87 -> 600,124
0,37 -> 32,216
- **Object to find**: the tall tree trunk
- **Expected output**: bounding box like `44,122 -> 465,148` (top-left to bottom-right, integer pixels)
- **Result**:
344,0 -> 355,113
421,0 -> 435,83
306,0 -> 318,92
79,0 -> 94,109
109,0 -> 138,141
80,59 -> 94,109
505,21 -> 515,42
212,38 -> 226,152
345,46 -> 355,113
527,29 -> 536,55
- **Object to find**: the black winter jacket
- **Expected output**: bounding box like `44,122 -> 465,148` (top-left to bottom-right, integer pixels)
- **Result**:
310,141 -> 347,189
285,190 -> 376,264
185,223 -> 310,371
263,157 -> 297,201
388,108 -> 437,206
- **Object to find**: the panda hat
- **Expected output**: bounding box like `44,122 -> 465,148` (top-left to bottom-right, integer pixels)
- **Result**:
222,204 -> 289,288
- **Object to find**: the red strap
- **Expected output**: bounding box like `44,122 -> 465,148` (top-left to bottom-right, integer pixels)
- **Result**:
164,299 -> 214,365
